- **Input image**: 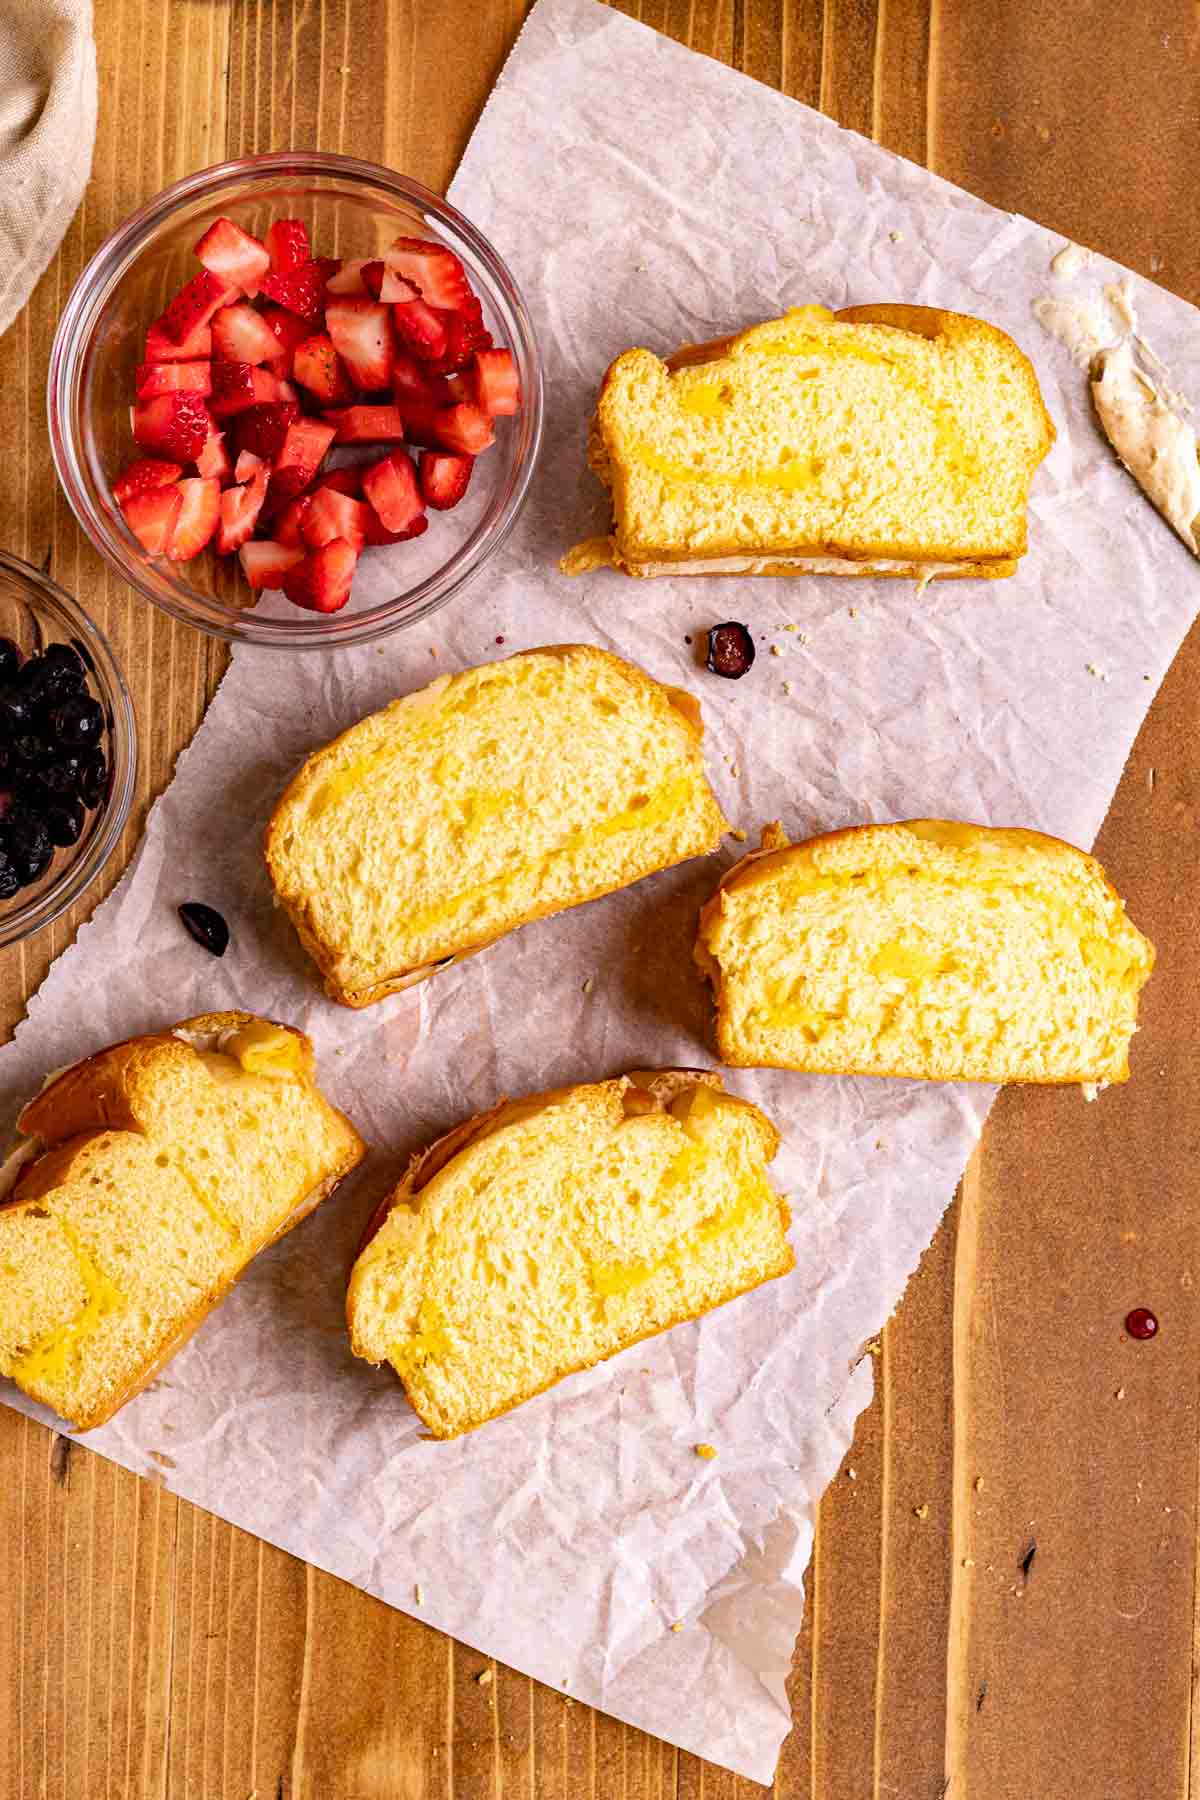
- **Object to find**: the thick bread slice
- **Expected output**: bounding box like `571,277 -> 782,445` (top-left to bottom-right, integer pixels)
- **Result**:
565,304 -> 1054,578
265,645 -> 728,1008
346,1070 -> 791,1438
0,1011 -> 365,1429
695,822 -> 1155,1084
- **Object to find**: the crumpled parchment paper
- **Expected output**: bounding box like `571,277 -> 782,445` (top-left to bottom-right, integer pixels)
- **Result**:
2,0 -> 1199,1781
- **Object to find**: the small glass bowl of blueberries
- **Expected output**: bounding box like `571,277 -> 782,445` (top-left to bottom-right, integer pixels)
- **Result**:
0,551 -> 136,948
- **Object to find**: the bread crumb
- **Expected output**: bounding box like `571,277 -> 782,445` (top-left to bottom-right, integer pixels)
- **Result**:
729,763 -> 740,777
1085,661 -> 1111,682
581,976 -> 594,994
1115,1386 -> 1125,1400
429,647 -> 437,658
847,1467 -> 857,1481
889,230 -> 904,243
782,681 -> 793,695
865,1337 -> 882,1357
694,1443 -> 718,1460
962,1557 -> 975,1568
782,623 -> 797,631
730,827 -> 747,843
414,1583 -> 424,1605
671,1621 -> 684,1633
770,644 -> 783,656
974,1475 -> 985,1493
913,1503 -> 929,1520
1148,766 -> 1157,789
848,607 -> 857,618
1151,254 -> 1164,273
477,1668 -> 494,1686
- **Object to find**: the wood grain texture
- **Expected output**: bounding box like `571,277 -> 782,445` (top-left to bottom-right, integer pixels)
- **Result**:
1,1 -> 1197,1796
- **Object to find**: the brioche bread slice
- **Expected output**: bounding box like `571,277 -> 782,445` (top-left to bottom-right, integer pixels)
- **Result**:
346,1070 -> 791,1438
695,822 -> 1154,1084
0,1012 -> 365,1429
565,304 -> 1054,579
265,646 -> 728,1008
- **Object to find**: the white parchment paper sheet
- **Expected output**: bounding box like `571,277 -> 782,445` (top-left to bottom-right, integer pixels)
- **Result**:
3,0 -> 1199,1780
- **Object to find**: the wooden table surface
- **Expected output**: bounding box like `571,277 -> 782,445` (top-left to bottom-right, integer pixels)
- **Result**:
2,2 -> 1198,1795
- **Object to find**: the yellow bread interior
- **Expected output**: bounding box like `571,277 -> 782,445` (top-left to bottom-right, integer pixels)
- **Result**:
265,646 -> 727,1007
0,1011 -> 365,1429
695,822 -> 1154,1083
346,1071 -> 791,1438
578,304 -> 1054,574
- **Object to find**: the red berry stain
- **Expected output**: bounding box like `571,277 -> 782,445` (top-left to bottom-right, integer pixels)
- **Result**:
495,635 -> 505,645
1125,1307 -> 1158,1340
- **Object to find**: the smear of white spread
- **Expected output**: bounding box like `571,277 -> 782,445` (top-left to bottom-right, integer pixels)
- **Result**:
1051,241 -> 1093,281
1104,277 -> 1138,333
1091,339 -> 1200,557
1031,294 -> 1117,369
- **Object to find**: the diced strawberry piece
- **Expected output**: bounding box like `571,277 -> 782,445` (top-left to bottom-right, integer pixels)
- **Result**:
427,307 -> 493,375
379,269 -> 419,305
194,217 -> 271,296
265,218 -> 311,274
327,404 -> 408,444
282,539 -> 359,613
325,259 -> 370,296
266,417 -> 337,508
165,476 -> 221,561
160,270 -> 235,344
216,464 -> 270,554
361,450 -> 423,533
209,362 -> 282,419
442,372 -> 474,405
234,449 -> 264,482
472,347 -> 520,417
292,333 -> 356,405
120,485 -> 182,555
135,359 -> 211,399
211,302 -> 281,366
273,495 -> 313,547
132,392 -> 212,460
392,353 -> 452,415
260,305 -> 311,375
325,298 -> 394,392
420,450 -> 473,511
315,466 -> 363,497
384,237 -> 472,311
391,296 -> 448,363
259,260 -> 331,324
363,510 -> 428,547
229,400 -> 299,463
144,317 -> 212,363
113,458 -> 183,504
432,402 -> 494,457
195,421 -> 234,485
239,539 -> 306,589
361,260 -> 386,299
302,486 -> 370,551
276,377 -> 300,405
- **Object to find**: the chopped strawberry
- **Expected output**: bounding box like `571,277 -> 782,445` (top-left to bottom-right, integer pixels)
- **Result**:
292,333 -> 356,405
209,362 -> 282,419
361,449 -> 423,532
316,466 -> 363,497
215,464 -> 270,554
165,476 -> 221,561
113,457 -> 184,504
144,316 -> 212,363
384,237 -> 473,311
472,347 -> 520,416
273,494 -> 313,547
194,218 -> 270,296
327,404 -> 408,444
325,298 -> 394,391
302,486 -> 370,552
229,400 -> 300,464
391,295 -> 448,363
160,270 -> 235,344
325,259 -> 371,296
420,450 -> 473,511
363,510 -> 428,547
258,260 -> 331,325
276,377 -> 300,405
391,354 -> 452,443
234,449 -> 264,482
265,218 -> 311,274
360,260 -> 386,299
427,306 -> 493,375
132,392 -> 213,460
211,302 -> 281,366
120,485 -> 182,555
281,538 -> 359,613
239,539 -> 305,589
260,305 -> 311,374
266,417 -> 337,508
432,402 -> 494,457
195,421 -> 234,484
379,269 -> 420,305
135,359 -> 212,399
442,371 -> 474,405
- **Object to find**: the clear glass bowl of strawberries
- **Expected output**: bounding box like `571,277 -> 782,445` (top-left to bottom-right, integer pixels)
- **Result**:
48,153 -> 543,649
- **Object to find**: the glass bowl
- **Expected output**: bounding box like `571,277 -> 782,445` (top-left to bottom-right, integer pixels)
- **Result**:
48,152 -> 543,650
0,552 -> 137,948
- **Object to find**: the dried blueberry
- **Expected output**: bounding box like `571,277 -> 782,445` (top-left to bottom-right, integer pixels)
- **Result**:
705,621 -> 756,679
3,813 -> 52,885
11,732 -> 45,767
78,748 -> 108,809
35,753 -> 84,796
0,638 -> 18,687
0,849 -> 18,900
178,901 -> 230,957
44,799 -> 85,847
20,645 -> 85,707
48,693 -> 105,749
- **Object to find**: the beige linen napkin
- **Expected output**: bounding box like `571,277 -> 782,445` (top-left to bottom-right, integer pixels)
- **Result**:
0,0 -> 96,336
